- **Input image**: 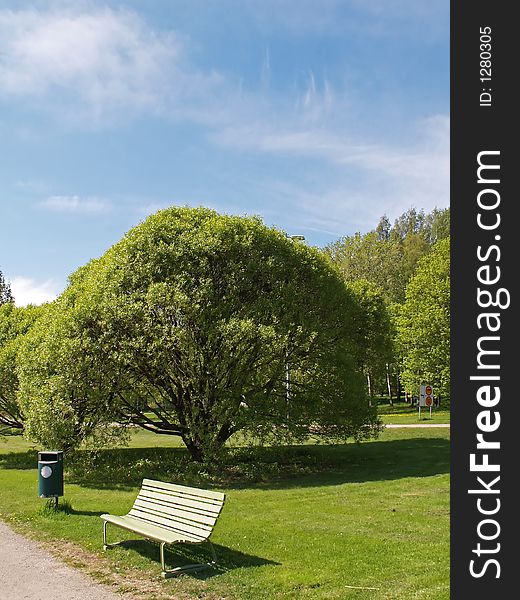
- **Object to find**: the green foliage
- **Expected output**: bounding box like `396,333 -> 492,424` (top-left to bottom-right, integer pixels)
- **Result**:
327,207 -> 450,304
397,238 -> 450,399
325,207 -> 450,403
18,207 -> 379,460
325,230 -> 405,304
17,296 -> 126,451
347,280 -> 393,400
0,303 -> 44,431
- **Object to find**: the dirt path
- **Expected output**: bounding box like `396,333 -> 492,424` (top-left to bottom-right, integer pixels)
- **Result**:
0,520 -> 124,600
384,423 -> 450,428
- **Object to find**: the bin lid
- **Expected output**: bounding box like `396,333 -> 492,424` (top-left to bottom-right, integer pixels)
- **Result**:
38,451 -> 64,461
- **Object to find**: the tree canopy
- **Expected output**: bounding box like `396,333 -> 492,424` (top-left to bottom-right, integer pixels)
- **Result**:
325,207 -> 450,304
347,280 -> 393,403
396,237 -> 450,399
18,207 -> 379,460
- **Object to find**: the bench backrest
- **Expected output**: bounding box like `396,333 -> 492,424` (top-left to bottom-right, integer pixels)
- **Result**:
128,479 -> 225,542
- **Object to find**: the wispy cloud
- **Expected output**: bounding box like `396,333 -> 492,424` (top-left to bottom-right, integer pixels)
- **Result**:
0,7 -> 222,123
41,195 -> 111,214
10,276 -> 60,306
0,3 -> 448,242
212,113 -> 449,236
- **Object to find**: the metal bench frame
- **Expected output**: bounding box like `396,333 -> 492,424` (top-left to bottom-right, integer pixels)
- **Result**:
101,478 -> 225,577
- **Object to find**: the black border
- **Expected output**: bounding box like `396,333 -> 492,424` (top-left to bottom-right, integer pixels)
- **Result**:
451,2 -> 515,596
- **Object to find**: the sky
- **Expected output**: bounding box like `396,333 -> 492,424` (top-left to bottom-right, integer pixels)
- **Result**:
0,0 -> 449,306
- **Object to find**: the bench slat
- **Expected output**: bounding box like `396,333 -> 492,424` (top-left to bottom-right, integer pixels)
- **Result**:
102,513 -> 199,544
139,489 -> 223,516
132,497 -> 217,527
141,484 -> 224,510
127,508 -> 209,540
142,479 -> 225,502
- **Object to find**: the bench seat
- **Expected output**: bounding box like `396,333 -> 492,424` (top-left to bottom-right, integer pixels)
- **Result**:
101,479 -> 225,577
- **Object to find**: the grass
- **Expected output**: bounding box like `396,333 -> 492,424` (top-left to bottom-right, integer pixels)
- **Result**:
376,401 -> 451,425
0,427 -> 449,599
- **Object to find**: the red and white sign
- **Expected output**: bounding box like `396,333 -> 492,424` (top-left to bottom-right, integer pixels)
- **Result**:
420,385 -> 434,407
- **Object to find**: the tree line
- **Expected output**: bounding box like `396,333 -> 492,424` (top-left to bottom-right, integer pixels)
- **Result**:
0,205 -> 449,461
324,207 -> 450,405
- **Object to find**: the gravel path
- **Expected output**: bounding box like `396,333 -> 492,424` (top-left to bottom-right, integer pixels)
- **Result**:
385,423 -> 450,428
0,520 -> 124,600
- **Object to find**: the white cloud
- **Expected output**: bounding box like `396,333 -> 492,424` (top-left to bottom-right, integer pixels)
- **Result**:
212,113 -> 449,236
41,195 -> 111,214
0,7 -> 221,122
10,276 -> 60,306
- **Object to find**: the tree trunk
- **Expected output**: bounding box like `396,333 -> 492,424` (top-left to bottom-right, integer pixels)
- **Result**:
366,372 -> 373,407
182,422 -> 233,463
385,363 -> 393,406
182,435 -> 206,462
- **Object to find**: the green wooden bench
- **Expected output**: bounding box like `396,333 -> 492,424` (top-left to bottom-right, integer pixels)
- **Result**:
100,478 -> 226,577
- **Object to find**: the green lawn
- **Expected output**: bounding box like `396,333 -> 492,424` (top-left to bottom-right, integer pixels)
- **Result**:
0,428 -> 449,599
377,401 -> 450,425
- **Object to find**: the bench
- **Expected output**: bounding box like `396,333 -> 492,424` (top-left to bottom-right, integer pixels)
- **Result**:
100,478 -> 226,577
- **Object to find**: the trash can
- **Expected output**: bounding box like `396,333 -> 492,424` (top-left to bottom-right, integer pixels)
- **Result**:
38,451 -> 64,499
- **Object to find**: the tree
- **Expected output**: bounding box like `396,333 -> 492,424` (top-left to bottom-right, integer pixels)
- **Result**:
18,207 -> 379,460
347,280 -> 393,405
425,207 -> 450,245
0,269 -> 14,305
0,303 -> 43,431
325,207 -> 450,402
17,296 -> 122,450
324,231 -> 406,303
396,237 -> 450,399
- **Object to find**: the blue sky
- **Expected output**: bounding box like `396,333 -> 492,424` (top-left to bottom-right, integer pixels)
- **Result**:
0,0 -> 449,305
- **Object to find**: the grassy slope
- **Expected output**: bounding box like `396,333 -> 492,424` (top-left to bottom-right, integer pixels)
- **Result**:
0,427 -> 449,600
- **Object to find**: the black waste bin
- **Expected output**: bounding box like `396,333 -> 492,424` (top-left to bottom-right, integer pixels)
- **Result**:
38,451 -> 64,499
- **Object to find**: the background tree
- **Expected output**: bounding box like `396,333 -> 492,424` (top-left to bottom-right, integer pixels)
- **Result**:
326,207 -> 450,305
324,206 -> 450,404
324,231 -> 405,303
347,280 -> 393,405
0,269 -> 14,305
18,207 -> 379,460
396,237 -> 450,400
0,303 -> 43,431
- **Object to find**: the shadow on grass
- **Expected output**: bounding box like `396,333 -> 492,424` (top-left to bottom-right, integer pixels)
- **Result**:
0,437 -> 449,491
0,450 -> 35,470
105,538 -> 278,578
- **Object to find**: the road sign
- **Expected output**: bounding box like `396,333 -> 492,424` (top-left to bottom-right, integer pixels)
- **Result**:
419,384 -> 434,418
419,384 -> 434,407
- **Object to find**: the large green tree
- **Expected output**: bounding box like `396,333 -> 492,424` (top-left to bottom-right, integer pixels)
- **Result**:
17,295 -> 122,450
18,207 -> 379,460
397,237 -> 450,399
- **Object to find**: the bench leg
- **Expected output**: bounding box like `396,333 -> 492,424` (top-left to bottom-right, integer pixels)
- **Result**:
160,541 -> 218,578
102,521 -> 122,551
102,520 -> 109,550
